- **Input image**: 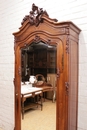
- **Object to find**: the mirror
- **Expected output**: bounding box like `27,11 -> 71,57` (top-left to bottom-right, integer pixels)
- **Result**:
21,41 -> 57,81
21,41 -> 57,130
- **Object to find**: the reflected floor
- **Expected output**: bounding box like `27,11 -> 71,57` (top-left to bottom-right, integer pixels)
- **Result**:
21,99 -> 56,130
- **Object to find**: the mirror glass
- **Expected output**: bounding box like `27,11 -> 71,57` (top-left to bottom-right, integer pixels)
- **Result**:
21,41 -> 57,130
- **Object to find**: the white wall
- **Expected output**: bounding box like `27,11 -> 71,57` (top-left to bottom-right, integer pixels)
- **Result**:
0,0 -> 87,130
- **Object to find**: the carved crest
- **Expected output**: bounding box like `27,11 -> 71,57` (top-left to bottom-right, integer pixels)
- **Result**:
21,3 -> 58,26
21,3 -> 49,26
29,3 -> 49,26
33,35 -> 41,43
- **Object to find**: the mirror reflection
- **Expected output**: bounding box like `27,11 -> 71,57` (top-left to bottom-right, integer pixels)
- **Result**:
21,41 -> 57,130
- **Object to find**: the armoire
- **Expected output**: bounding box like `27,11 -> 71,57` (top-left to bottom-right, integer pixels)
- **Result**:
13,3 -> 81,130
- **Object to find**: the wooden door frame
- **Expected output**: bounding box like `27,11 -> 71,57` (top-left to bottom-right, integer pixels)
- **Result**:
14,36 -> 64,130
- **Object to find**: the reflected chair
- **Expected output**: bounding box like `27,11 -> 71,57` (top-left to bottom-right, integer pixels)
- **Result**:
34,74 -> 55,102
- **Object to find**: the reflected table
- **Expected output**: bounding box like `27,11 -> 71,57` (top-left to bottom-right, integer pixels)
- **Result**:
21,84 -> 43,119
35,83 -> 56,102
40,85 -> 56,102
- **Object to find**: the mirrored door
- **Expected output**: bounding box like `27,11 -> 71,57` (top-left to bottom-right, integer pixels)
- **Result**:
21,42 -> 57,130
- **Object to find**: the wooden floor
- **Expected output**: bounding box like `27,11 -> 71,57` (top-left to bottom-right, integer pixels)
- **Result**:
21,99 -> 56,130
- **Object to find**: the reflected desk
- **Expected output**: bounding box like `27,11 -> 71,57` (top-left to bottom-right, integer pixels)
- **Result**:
35,83 -> 56,102
42,85 -> 56,102
21,85 -> 43,119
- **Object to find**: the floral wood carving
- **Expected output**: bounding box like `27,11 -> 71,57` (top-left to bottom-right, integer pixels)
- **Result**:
33,35 -> 41,43
29,3 -> 49,26
21,3 -> 58,26
21,3 -> 49,26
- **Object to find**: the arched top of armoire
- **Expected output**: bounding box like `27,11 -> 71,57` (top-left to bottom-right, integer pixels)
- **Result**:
13,3 -> 81,46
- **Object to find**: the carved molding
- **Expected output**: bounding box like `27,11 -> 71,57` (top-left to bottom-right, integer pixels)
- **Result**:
33,35 -> 41,43
61,54 -> 64,71
65,82 -> 69,95
66,36 -> 69,53
57,68 -> 60,78
21,15 -> 29,25
46,39 -> 51,45
29,3 -> 49,26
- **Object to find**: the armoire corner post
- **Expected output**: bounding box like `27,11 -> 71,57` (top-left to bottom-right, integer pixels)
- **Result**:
13,4 -> 81,130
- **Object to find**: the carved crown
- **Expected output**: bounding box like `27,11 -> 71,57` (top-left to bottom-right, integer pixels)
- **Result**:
21,3 -> 58,26
21,3 -> 49,26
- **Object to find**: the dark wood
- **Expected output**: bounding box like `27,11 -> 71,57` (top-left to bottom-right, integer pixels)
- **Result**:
13,4 -> 81,130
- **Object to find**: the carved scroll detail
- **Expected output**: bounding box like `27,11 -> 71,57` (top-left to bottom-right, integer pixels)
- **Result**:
57,68 -> 60,78
65,82 -> 69,95
46,39 -> 51,45
21,4 -> 58,26
66,36 -> 69,53
21,15 -> 29,25
33,35 -> 41,43
29,3 -> 49,26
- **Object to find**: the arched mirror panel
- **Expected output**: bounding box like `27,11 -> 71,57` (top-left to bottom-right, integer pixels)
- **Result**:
21,41 -> 57,81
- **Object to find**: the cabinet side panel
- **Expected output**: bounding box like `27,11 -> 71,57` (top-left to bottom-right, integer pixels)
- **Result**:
68,41 -> 78,130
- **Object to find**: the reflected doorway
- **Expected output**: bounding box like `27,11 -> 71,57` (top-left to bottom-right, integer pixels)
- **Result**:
21,42 -> 57,130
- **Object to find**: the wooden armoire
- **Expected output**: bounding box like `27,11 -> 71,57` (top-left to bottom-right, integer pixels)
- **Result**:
13,4 -> 81,130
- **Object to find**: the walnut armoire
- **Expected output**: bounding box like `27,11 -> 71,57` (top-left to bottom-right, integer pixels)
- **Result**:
13,4 -> 81,130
